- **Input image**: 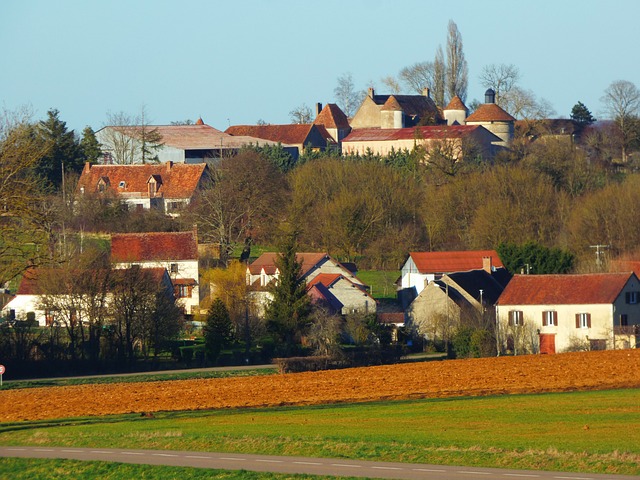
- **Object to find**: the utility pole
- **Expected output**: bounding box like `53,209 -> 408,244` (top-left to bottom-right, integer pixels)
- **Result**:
589,244 -> 610,269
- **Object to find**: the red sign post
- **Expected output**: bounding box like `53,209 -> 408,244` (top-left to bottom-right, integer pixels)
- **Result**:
0,365 -> 5,386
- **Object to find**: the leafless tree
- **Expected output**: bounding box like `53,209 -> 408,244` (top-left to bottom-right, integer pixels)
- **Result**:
334,72 -> 365,118
101,106 -> 163,164
601,80 -> 640,162
433,45 -> 446,107
289,104 -> 313,124
479,63 -> 521,106
445,20 -> 468,103
399,62 -> 436,94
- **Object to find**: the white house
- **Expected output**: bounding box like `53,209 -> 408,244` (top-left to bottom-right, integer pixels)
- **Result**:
400,250 -> 505,295
496,272 -> 640,354
111,230 -> 200,316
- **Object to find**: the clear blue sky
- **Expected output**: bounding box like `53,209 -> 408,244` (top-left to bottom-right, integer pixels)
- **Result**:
1,0 -> 638,133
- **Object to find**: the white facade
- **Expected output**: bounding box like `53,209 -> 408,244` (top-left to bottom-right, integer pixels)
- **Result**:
400,257 -> 432,294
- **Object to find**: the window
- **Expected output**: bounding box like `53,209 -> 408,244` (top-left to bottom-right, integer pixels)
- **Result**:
625,291 -> 639,304
148,182 -> 156,197
508,310 -> 523,326
170,263 -> 179,274
175,284 -> 192,298
575,313 -> 591,329
542,310 -> 558,326
620,314 -> 629,326
118,180 -> 126,188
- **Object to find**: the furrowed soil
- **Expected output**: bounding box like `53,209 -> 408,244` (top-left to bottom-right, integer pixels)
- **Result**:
1,349 -> 640,422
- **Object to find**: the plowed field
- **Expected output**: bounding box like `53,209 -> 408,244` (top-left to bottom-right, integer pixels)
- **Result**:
2,349 -> 640,422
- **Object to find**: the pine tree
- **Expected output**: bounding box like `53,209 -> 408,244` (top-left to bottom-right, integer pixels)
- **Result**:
570,101 -> 596,127
265,231 -> 310,347
80,126 -> 102,164
36,109 -> 83,189
203,298 -> 234,363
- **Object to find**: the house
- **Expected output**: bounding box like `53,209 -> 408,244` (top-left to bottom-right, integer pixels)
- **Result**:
95,120 -> 287,165
313,103 -> 351,143
464,89 -> 515,149
76,161 -> 208,215
246,252 -> 373,316
225,124 -> 335,157
1,267 -> 173,327
407,268 -> 510,343
111,230 -> 200,316
307,273 -> 376,315
341,124 -> 501,159
350,87 -> 441,129
496,272 -> 640,354
400,250 -> 505,296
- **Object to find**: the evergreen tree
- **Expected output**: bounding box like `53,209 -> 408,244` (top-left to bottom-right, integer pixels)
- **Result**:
203,298 -> 234,363
570,101 -> 596,127
35,109 -> 83,189
80,126 -> 102,164
265,231 -> 310,348
498,242 -> 575,275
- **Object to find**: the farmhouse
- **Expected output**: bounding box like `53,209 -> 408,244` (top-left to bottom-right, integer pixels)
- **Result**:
111,230 -> 200,316
225,123 -> 335,157
76,161 -> 208,215
496,272 -> 640,354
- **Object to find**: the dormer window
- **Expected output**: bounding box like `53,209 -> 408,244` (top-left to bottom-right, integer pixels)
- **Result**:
118,181 -> 126,188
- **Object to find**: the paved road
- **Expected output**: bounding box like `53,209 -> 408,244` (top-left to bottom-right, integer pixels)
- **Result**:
1,446 -> 638,480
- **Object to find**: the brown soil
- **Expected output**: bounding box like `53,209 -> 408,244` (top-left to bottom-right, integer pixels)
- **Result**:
2,349 -> 640,423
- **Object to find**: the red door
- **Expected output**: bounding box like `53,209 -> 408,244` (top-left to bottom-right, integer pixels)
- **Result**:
539,334 -> 556,354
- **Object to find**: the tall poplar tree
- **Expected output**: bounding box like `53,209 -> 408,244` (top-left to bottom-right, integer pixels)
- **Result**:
445,20 -> 468,103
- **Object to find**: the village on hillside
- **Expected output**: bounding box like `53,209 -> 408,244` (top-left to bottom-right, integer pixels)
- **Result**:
2,58 -> 640,376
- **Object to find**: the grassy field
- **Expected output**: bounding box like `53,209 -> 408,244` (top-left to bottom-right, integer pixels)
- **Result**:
356,270 -> 399,300
1,389 -> 638,475
2,367 -> 277,390
0,458 -> 365,480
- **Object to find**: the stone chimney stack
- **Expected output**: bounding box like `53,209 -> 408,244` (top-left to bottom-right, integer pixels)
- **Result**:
368,87 -> 375,98
422,87 -> 430,98
482,256 -> 493,273
166,161 -> 173,172
315,103 -> 323,116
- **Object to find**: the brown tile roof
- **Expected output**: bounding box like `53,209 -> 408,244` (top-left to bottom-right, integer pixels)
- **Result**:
445,96 -> 467,111
381,96 -> 403,111
343,125 -> 496,142
466,103 -> 515,122
76,162 -> 207,199
409,250 -> 504,274
225,124 -> 335,145
314,104 -> 350,129
378,312 -> 405,325
498,273 -> 634,305
248,252 -> 329,276
307,273 -> 344,288
111,231 -> 198,263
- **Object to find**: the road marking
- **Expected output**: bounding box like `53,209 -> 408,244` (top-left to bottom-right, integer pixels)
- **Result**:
331,463 -> 361,468
372,466 -> 403,470
6,448 -> 26,451
185,455 -> 211,459
553,477 -> 594,480
152,453 -> 178,457
61,449 -> 83,453
413,468 -> 446,473
120,452 -> 144,456
459,471 -> 491,475
504,475 -> 540,478
293,461 -> 323,465
34,449 -> 54,452
256,459 -> 283,463
90,451 -> 111,454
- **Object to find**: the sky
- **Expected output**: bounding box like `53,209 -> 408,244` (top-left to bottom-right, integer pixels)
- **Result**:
1,0 -> 639,134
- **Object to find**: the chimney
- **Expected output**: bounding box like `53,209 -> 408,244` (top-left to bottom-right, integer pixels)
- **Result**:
482,256 -> 493,273
166,161 -> 173,172
315,103 -> 323,116
368,87 -> 375,98
422,87 -> 430,98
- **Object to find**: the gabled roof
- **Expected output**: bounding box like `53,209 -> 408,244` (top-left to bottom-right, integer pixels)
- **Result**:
225,124 -> 334,145
248,252 -> 329,276
381,96 -> 403,111
314,104 -> 350,129
408,250 -> 504,274
111,231 -> 198,263
308,283 -> 344,313
370,93 -> 440,119
466,103 -> 515,122
497,273 -> 635,306
343,125 -> 497,143
76,162 -> 207,199
307,273 -> 344,288
446,269 -> 510,306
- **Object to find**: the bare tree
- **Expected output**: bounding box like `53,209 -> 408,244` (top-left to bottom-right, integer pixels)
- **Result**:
334,72 -> 365,118
101,106 -> 163,164
289,104 -> 313,124
380,75 -> 402,94
433,45 -> 446,107
479,64 -> 521,106
399,62 -> 436,94
601,80 -> 640,162
445,20 -> 468,103
501,86 -> 556,120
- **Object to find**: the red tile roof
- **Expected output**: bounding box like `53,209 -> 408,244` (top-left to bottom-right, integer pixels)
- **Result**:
111,231 -> 198,263
466,103 -> 515,122
306,273 -> 343,288
225,124 -> 333,145
314,104 -> 350,129
343,125 -> 494,143
248,252 -> 329,276
409,250 -> 504,274
445,96 -> 467,111
76,162 -> 207,199
498,273 -> 634,305
381,96 -> 403,111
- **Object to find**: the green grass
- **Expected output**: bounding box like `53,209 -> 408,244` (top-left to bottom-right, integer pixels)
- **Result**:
1,389 -> 638,475
356,270 -> 399,300
0,458 -> 367,480
2,368 -> 277,390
